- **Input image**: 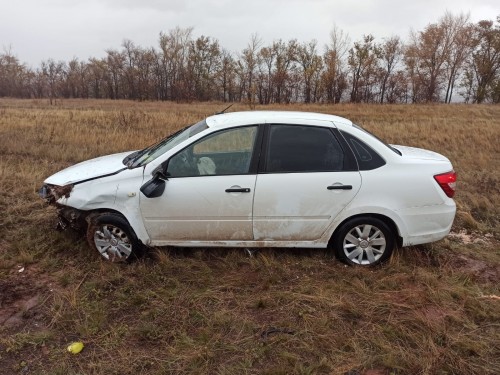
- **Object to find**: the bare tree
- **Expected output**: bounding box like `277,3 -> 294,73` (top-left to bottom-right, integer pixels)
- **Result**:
0,47 -> 31,97
87,58 -> 107,99
322,25 -> 350,103
297,40 -> 323,103
158,27 -> 193,101
239,34 -> 262,105
442,12 -> 473,103
348,35 -> 380,103
215,49 -> 237,102
378,36 -> 403,103
105,50 -> 125,99
186,36 -> 221,101
257,45 -> 275,104
462,17 -> 500,103
385,71 -> 410,103
271,39 -> 298,103
2,13 -> 499,104
41,59 -> 65,104
122,40 -> 139,99
406,17 -> 454,102
136,47 -> 157,101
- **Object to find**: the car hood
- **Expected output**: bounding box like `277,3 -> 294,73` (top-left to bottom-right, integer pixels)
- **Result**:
391,145 -> 450,162
44,151 -> 132,186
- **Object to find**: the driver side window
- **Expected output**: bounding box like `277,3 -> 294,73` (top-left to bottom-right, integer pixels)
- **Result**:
166,126 -> 258,177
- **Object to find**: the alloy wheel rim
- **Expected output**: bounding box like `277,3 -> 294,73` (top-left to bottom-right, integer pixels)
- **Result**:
343,224 -> 386,265
93,224 -> 132,262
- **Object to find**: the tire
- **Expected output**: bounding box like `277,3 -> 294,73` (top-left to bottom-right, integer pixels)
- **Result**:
333,217 -> 394,266
86,213 -> 141,263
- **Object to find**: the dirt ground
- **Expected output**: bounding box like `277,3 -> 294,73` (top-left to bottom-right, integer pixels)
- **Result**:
1,232 -> 499,374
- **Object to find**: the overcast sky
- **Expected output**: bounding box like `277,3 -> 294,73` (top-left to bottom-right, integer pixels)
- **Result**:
1,0 -> 498,67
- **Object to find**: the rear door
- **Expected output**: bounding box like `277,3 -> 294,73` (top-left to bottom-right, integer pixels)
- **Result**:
252,121 -> 361,241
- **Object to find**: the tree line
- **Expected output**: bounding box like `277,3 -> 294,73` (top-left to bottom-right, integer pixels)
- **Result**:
1,12 -> 499,104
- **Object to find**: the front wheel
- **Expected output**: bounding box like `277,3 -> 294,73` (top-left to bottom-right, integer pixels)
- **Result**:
86,214 -> 141,263
333,217 -> 394,266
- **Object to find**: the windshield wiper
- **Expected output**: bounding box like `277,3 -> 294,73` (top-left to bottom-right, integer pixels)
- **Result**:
126,126 -> 191,169
123,150 -> 140,165
123,147 -> 152,168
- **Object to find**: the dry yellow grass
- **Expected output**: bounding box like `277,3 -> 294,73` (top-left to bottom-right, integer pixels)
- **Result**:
0,98 -> 499,374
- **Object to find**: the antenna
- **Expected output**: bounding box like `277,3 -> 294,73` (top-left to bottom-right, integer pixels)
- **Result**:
215,103 -> 234,115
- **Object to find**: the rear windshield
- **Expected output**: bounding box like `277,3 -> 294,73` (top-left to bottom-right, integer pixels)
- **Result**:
353,124 -> 402,156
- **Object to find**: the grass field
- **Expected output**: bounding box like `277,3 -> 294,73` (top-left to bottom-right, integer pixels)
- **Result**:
0,99 -> 499,374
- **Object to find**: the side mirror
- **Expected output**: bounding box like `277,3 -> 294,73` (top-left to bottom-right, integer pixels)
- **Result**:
140,172 -> 166,198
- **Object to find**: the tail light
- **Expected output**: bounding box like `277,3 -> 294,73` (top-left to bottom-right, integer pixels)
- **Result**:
434,171 -> 457,198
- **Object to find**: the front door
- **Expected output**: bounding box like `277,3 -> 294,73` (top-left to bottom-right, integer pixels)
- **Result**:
140,125 -> 259,243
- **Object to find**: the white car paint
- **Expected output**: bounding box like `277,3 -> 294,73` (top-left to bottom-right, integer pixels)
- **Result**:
140,175 -> 256,242
252,171 -> 361,241
45,151 -> 132,186
40,111 -> 456,254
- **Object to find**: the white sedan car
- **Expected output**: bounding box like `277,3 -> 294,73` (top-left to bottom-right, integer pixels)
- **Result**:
39,111 -> 456,266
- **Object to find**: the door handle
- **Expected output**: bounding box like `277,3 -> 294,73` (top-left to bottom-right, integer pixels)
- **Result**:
225,188 -> 251,193
327,185 -> 352,190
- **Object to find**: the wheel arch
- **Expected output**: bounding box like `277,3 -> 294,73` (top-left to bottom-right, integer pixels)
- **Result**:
85,208 -> 148,245
57,205 -> 149,246
328,213 -> 403,248
85,208 -> 130,225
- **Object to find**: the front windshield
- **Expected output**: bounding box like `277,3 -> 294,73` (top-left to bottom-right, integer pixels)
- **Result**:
129,119 -> 208,168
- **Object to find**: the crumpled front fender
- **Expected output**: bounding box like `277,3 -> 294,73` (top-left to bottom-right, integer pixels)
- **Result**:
41,168 -> 151,245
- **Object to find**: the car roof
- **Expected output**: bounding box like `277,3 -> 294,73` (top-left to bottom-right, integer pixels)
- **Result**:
205,111 -> 353,129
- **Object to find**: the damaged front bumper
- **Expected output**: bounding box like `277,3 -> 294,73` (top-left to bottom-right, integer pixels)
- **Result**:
39,184 -> 87,231
39,183 -> 74,204
55,206 -> 88,232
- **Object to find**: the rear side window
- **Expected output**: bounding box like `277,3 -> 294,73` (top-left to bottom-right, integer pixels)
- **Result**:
266,125 -> 345,173
340,130 -> 385,170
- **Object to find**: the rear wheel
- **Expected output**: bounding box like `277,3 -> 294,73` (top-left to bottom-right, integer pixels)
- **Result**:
86,214 -> 141,263
333,217 -> 394,266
